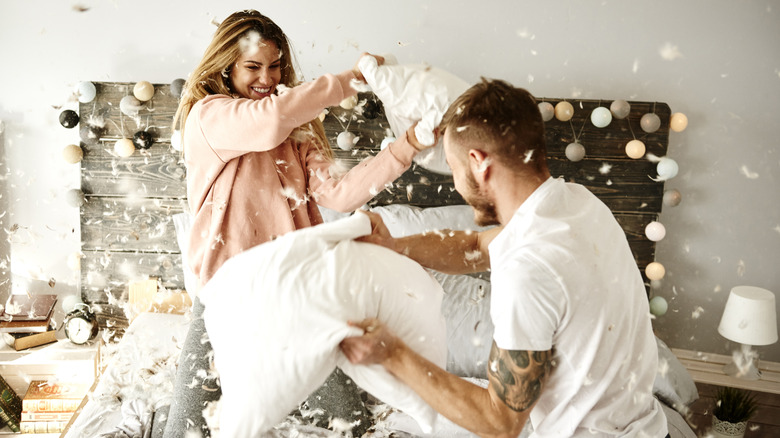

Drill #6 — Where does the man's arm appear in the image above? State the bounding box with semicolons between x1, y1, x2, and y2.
357;210;501;275
340;319;552;438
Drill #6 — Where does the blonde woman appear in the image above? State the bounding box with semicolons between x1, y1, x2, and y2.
165;10;431;437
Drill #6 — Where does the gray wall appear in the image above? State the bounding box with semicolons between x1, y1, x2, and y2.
0;0;778;360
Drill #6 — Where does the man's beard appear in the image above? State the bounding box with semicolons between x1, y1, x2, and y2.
462;171;500;227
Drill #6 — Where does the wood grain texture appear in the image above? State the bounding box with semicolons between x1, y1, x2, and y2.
80;84;670;329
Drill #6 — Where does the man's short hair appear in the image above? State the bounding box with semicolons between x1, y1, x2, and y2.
441;78;548;174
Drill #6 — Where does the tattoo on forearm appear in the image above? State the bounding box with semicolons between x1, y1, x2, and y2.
488;341;553;412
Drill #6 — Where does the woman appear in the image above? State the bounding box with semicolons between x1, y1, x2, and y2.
164;9;431;437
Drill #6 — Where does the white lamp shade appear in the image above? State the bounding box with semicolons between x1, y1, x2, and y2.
718;286;778;346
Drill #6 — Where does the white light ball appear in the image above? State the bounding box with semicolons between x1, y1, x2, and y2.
66;253;83;271
76;81;96;103
339;95;358;110
337;131;357;151
380;136;396;150
649;296;668;317
645;221;666;242
663;189;682;207
610;99;631;119
62;144;83;164
590;107;612;128
625;139;646;159
65;188;86;208
565;142;586;162
555;101;574;122
670;112;688;132
656;157;679;180
538;102;554;122
171;129;183;151
114;138;136;157
640;113;661;133
61;294;83;313
133;81;155;101
120;95;144;117
645;262;666;280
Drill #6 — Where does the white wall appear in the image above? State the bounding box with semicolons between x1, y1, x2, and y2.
1;0;778;360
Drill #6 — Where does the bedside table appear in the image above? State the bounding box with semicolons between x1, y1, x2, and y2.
673;348;780;437
0;338;99;436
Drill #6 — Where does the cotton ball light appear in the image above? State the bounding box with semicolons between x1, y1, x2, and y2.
625;139;646;159
538;102;554;122
663;189;682;207
171;129;183;151
76;81;96;103
114;138;136;157
380;136;395;150
645;262;666;281
649;296;668;317
62;144;83;164
670;112;688;132
656;157;679;180
337;131;357;151
120;95;144;117
133;81;155;101
554;101;574;122
61;294;82;313
640;113;661;133
170;78;186;98
339;95;358;110
133;130;154;150
59;110;79;129
565;142;585;162
65;188;86;208
610;99;631;119
645;221;666;242
590;107;612;128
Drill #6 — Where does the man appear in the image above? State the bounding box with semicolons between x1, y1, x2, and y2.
340;79;668;437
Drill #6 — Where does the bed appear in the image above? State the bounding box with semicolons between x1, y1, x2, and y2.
67;77;697;437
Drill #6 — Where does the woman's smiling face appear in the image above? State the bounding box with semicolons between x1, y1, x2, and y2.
229;39;282;100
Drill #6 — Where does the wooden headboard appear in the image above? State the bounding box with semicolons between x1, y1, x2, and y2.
78;82;668;330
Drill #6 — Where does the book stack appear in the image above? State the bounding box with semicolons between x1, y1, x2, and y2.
1;294;58;351
0;374;22;432
20;380;90;434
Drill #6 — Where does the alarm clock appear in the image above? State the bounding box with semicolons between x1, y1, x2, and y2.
63;304;99;345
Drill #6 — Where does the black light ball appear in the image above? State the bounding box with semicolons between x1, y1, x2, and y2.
132;130;154;150
363;99;380;119
171;78;186;98
59;110;80;129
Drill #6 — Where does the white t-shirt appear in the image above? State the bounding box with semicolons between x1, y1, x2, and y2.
489;177;667;437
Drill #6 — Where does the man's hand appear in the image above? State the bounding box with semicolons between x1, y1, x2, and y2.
406;123;440;151
340;318;401;366
355;210;397;252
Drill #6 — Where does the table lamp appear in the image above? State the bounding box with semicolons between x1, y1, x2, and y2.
717;286;778;380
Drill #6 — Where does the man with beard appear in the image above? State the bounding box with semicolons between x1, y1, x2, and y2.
340;79;669;437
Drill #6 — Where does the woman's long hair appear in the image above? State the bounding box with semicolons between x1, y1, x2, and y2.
173;9;331;159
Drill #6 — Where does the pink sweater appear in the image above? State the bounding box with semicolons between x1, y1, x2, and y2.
184;70;419;288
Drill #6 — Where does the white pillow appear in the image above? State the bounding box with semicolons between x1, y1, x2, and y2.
653;337;699;412
200;213;447;437
370;204;488;237
357;55;470;175
172;212;198;298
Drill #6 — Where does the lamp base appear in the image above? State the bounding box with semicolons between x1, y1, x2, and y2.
723;344;762;380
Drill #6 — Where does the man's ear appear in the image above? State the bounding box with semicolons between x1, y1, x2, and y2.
468;149;491;183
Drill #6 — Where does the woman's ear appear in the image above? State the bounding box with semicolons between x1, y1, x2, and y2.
468;149;491;183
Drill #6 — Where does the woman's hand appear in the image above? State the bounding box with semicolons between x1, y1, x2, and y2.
406;123;440;151
352;52;385;83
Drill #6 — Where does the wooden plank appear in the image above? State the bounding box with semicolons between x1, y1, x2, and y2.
81;139;186;198
80;197;187;253
80;251;185;305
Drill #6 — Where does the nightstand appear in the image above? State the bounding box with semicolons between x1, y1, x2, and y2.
0;338;99;437
673;348;780;437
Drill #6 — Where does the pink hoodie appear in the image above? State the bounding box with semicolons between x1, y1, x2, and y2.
184;70;419;288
